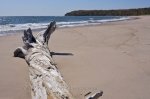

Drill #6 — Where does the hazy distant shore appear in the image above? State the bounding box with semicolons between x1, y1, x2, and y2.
65;7;150;16
0;16;150;99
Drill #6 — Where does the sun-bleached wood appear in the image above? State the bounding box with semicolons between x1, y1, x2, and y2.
14;21;74;99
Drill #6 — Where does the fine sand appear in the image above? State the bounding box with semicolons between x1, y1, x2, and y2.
0;16;150;99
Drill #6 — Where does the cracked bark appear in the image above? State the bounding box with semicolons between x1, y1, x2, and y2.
14;21;74;99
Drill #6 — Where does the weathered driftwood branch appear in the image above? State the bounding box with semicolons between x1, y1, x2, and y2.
14;21;74;99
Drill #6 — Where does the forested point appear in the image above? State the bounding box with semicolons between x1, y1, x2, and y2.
65;7;150;16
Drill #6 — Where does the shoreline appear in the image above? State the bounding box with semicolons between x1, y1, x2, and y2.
0;16;134;37
0;15;150;99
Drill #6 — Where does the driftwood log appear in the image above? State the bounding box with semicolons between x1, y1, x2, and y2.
14;21;74;99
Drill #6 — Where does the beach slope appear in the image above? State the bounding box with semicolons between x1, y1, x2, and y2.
0;16;150;99
50;16;150;99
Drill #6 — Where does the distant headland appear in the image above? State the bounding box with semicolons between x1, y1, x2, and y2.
65;7;150;16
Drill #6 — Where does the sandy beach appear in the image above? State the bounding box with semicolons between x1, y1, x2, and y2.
0;16;150;99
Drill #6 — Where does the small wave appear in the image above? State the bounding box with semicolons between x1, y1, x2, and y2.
57;17;130;28
0;17;130;36
57;21;88;25
0;23;48;32
89;18;94;20
9;24;16;27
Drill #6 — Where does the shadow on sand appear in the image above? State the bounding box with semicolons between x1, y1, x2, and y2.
50;51;73;57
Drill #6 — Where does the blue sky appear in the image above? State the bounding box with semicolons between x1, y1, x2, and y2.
0;0;150;16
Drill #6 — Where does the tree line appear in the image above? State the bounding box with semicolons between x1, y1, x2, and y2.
65;7;150;16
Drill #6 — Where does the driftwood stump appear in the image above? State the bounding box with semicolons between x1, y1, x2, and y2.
14;21;74;99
